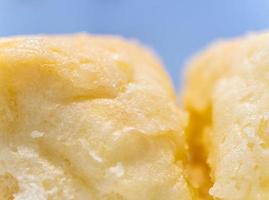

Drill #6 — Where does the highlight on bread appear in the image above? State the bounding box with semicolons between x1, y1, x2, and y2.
182;32;269;200
0;34;193;200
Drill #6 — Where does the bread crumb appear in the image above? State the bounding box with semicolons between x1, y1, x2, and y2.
0;172;19;200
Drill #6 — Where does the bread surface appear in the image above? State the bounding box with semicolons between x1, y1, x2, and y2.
0;34;192;200
183;32;269;200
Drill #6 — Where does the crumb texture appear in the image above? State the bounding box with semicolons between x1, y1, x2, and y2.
0;34;192;200
182;32;269;200
0;173;19;200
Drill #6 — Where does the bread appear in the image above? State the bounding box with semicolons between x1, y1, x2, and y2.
0;34;192;200
182;32;269;200
182;39;241;199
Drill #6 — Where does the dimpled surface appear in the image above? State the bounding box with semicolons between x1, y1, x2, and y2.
183;32;269;200
0;34;192;200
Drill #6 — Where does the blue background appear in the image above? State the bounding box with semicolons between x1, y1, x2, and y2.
1;0;269;86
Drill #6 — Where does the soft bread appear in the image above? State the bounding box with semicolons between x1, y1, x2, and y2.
183;32;269;200
0;34;192;200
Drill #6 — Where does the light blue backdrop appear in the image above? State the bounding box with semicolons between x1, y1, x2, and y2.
1;0;269;86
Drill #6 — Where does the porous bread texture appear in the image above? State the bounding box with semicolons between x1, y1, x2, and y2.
0;173;19;200
182;39;241;199
182;32;269;200
0;34;192;200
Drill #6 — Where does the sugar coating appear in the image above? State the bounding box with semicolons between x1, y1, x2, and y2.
0;34;192;200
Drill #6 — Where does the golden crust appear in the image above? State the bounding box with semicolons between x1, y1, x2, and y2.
0;34;192;200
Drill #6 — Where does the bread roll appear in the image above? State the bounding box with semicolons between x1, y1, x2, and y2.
0;34;192;200
183;32;269;200
182;38;241;200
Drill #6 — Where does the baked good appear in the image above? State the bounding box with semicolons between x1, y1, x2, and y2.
182;38;240;199
183;32;269;200
0;34;192;200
